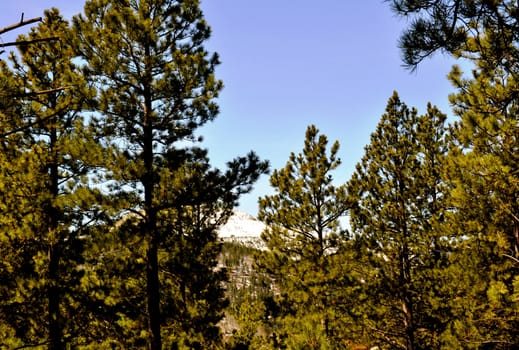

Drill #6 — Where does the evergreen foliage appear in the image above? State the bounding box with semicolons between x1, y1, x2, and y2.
2;1;518;348
347;92;452;349
256;125;353;349
72;1;268;348
81;152;266;349
441;63;519;349
390;1;519;347
388;0;519;70
0;9;105;349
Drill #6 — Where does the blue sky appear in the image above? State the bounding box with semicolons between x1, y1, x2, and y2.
1;1;461;216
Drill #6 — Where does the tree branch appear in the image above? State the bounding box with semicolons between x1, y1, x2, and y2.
0;15;41;35
0;37;60;49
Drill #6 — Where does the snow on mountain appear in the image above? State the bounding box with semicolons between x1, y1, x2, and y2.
217;210;267;248
217;210;266;238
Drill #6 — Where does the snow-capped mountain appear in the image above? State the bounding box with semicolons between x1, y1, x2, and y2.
217;210;266;248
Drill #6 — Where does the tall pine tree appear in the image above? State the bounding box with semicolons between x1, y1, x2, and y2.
347;92;452;349
440;64;519;348
0;9;105;349
72;1;268;348
390;1;519;346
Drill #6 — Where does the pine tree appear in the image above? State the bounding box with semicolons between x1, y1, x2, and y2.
256;125;353;349
388;0;519;71
79;150;267;349
72;1;268;348
440;64;519;348
0;9;105;349
0;57;38;349
390;1;519;346
347;92;452;349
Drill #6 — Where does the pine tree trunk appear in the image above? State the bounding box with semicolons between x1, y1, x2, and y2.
48;243;63;350
146;232;161;350
401;244;414;350
398;178;415;350
143;80;161;349
48;127;64;350
144;173;162;350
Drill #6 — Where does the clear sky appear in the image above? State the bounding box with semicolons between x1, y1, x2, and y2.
1;1;461;216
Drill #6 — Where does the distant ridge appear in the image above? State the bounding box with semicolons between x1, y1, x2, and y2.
217;210;267;249
217;210;266;238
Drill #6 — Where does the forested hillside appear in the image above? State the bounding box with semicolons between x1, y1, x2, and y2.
0;1;518;349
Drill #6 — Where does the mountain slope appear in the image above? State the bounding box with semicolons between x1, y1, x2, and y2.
217;210;266;248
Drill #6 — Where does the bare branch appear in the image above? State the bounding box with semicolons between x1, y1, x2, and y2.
0;15;41;35
0;85;72;98
503;253;519;264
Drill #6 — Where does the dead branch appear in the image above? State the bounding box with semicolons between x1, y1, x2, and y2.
18;86;71;96
0;85;72;98
0;15;41;35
